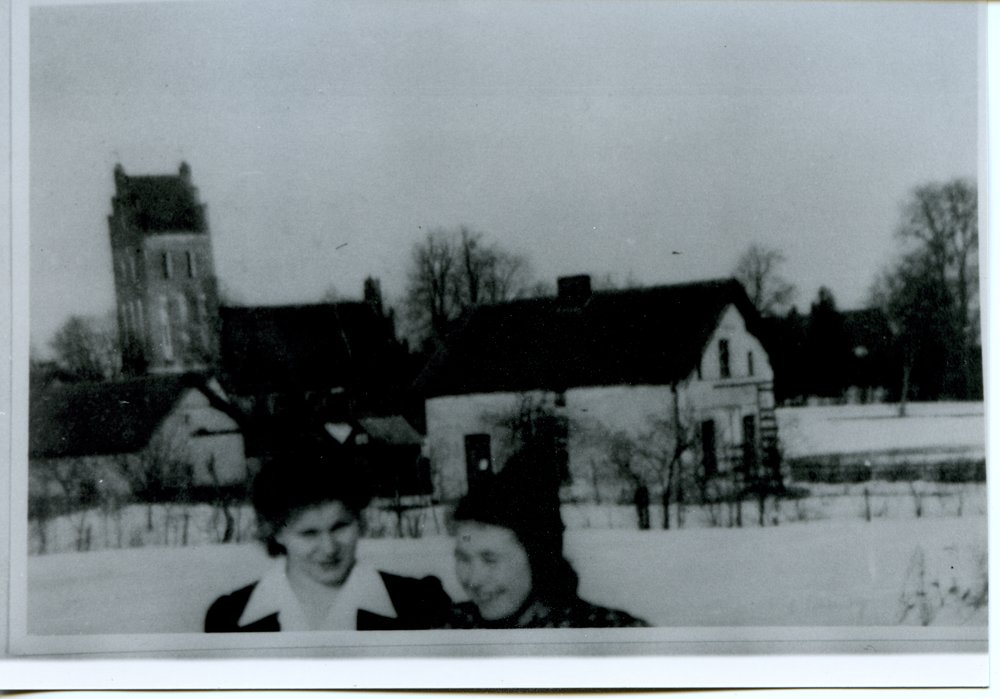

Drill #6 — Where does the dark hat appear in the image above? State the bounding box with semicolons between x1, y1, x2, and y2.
452;447;578;603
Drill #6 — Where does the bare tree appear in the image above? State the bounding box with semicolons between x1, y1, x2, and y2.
112;429;194;537
733;244;796;317
405;229;459;345
597;429;650;529
636;390;699;530
35;457;104;552
405;226;531;347
49;313;122;382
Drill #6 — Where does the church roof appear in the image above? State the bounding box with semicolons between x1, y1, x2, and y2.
113;163;207;233
416;277;762;398
219;302;404;397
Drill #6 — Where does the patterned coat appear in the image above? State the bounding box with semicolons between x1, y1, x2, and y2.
439;598;649;629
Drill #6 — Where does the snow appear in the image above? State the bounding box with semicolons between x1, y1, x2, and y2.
776;402;984;461
25;402;989;636
27;514;986;635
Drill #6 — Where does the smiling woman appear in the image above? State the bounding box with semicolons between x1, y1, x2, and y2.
441;449;649;629
204;454;451;632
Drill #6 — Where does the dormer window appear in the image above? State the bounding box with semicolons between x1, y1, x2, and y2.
718;339;730;379
747;351;755;377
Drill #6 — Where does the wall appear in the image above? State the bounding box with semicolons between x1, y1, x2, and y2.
165;387;247;486
425;391;531;501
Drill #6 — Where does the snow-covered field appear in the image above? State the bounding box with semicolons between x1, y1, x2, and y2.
26;514;986;635
776;401;985;462
24;402;989;636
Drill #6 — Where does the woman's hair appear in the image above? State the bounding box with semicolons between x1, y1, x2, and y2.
252;451;371;557
451;448;579;606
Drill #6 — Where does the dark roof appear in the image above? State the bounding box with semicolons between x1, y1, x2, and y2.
358;416;423;446
114;166;207;233
29;375;198;459
219;302;402;396
416;278;761;397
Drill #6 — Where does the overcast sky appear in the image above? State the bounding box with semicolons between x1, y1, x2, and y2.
29;0;979;351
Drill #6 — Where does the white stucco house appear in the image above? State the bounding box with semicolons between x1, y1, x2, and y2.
415;276;778;503
29;374;248;502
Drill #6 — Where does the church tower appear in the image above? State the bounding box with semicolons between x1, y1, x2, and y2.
108;162;220;375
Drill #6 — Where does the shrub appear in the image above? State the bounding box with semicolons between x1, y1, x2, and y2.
789;460;871;484
877;462;923;483
933;460;986;483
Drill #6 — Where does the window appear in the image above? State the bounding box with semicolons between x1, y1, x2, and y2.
159;295;173;360
742;415;757;475
119;304;130;339
175;294;188;324
196;294;208;322
186;251;197;277
747;351;755;377
718;339;730;378
162;251;173;279
701;420;717;478
464;434;493;492
196;294;211;349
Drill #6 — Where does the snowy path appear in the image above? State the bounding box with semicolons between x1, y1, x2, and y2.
27;515;986;634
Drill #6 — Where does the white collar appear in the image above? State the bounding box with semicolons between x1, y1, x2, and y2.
239;560;398;631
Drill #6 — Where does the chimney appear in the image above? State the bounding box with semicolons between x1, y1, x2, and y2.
364;276;384;315
113;163;127;192
557;274;592;305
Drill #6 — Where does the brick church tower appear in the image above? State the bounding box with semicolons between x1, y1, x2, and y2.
108;162;220;375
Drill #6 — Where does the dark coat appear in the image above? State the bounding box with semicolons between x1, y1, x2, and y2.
204;571;451;632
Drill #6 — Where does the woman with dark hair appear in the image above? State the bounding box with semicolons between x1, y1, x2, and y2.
205;453;450;632
441;449;648;629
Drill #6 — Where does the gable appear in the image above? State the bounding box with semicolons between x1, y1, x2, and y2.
697;304;774;383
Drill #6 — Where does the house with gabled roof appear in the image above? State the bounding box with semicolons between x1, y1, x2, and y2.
29;374;247;503
415;275;779;502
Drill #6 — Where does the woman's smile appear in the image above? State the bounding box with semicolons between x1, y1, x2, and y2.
454;522;533;621
276;501;361;588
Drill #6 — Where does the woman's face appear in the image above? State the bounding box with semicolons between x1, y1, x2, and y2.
454;521;533;621
275;500;360;587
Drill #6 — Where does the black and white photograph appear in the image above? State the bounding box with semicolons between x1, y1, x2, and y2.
3;0;991;688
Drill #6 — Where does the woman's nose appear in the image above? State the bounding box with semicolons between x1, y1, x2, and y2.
464;561;488;590
318;532;339;554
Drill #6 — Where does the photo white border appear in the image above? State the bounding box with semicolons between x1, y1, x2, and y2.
2;0;993;689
